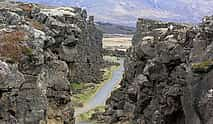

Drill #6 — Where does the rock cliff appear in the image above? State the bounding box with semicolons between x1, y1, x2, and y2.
0;1;103;124
104;17;213;124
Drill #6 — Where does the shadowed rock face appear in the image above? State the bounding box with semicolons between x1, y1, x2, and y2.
104;17;213;124
189;16;213;124
0;2;103;124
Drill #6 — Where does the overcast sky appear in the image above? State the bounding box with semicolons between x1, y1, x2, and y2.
18;0;213;26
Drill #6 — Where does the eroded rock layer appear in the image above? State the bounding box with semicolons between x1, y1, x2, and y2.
104;17;213;124
0;2;103;124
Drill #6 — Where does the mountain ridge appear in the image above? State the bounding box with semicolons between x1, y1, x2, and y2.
96;22;136;34
18;0;213;26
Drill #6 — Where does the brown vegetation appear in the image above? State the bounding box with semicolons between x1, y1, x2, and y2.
26;18;45;30
0;30;31;62
18;4;33;12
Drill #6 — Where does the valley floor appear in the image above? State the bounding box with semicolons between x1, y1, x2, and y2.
74;56;125;124
103;34;132;51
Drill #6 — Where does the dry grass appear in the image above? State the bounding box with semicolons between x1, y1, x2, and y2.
192;60;213;72
0;30;31;62
78;106;105;122
18;4;33;12
26;18;45;30
103;34;132;51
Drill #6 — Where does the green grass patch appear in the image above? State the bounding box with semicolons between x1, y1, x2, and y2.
78;106;105;122
72;83;98;107
71;65;119;108
70;82;85;90
102;65;118;80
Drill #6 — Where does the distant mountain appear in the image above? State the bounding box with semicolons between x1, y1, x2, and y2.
18;0;213;26
96;22;136;34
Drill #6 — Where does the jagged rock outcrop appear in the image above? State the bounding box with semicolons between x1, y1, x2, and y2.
186;16;213;124
104;17;213;124
132;18;187;46
0;1;103;124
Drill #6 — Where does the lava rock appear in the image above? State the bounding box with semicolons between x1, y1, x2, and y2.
104;16;213;124
0;1;103;124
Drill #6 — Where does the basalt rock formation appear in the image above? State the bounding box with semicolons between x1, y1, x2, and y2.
187;16;213;124
104;17;213;124
0;2;103;124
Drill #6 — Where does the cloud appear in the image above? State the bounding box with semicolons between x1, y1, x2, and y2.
111;1;180;19
135;8;180;19
113;4;129;16
17;0;213;26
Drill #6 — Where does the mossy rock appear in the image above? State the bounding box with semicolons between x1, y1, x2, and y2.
192;60;213;73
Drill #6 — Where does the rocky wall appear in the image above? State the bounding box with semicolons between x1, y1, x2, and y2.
104;17;213;124
0;2;103;124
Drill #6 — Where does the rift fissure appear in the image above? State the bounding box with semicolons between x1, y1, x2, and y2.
0;1;213;124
